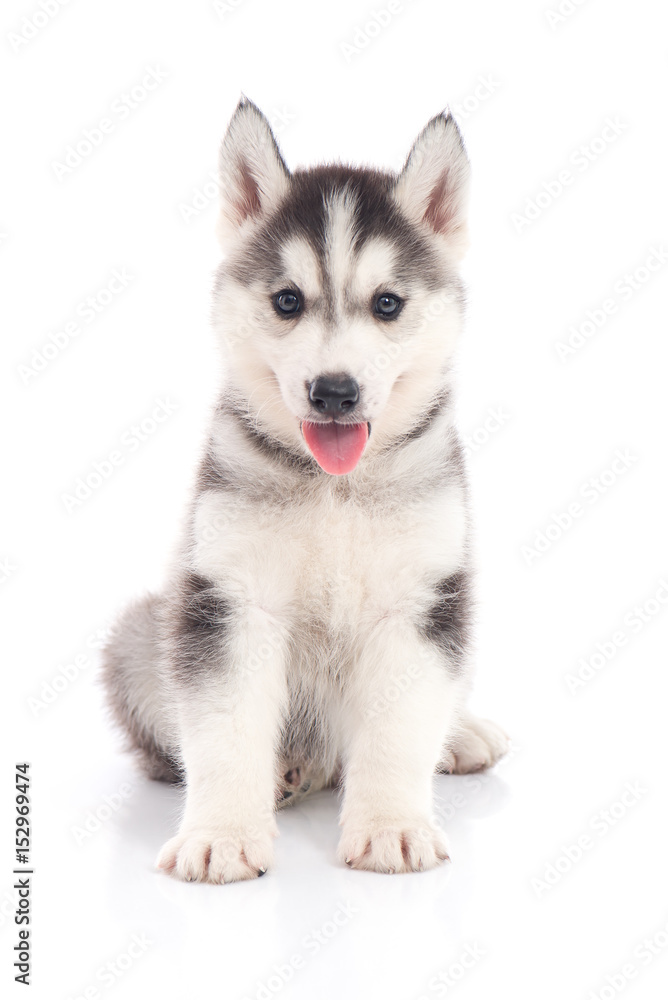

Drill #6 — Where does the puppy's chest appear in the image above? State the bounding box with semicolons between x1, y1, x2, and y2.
193;486;466;624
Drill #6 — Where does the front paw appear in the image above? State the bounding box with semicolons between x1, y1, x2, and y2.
156;826;274;884
338;818;450;874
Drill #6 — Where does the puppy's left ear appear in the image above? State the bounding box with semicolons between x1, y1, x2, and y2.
393;112;471;259
217;97;290;248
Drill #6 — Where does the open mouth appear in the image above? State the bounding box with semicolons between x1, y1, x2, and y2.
301;420;370;475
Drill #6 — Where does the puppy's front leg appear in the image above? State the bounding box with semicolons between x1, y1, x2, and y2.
157;587;288;883
339;621;461;873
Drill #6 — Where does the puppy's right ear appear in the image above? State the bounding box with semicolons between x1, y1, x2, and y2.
217;97;290;248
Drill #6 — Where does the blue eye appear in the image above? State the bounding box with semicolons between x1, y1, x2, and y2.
274;290;301;316
374;294;402;319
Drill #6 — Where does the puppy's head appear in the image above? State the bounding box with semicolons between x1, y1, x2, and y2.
213;97;470;475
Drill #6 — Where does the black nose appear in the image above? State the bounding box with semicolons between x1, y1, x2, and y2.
309;374;360;416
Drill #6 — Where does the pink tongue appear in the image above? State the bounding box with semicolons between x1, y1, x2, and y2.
302;421;369;475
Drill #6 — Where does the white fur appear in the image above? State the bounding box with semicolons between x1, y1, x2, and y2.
143;102;509;882
216;98;290;249
157;610;288;882
393;112;471;260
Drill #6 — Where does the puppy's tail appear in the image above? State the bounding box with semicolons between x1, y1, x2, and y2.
101;593;182;783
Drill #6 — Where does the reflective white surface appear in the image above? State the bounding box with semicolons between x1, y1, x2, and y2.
10;663;667;999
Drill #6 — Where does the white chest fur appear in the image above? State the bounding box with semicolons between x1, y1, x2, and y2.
192;475;468;637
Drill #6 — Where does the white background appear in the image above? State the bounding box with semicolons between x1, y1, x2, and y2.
3;1;668;998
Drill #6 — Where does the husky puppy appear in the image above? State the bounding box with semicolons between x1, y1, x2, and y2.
102;98;508;882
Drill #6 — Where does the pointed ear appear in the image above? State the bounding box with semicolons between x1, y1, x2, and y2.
393;113;471;259
217;97;290;247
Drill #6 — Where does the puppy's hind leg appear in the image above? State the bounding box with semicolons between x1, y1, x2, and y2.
101;594;182;783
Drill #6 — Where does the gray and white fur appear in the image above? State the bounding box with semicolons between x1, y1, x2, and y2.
102;98;508;882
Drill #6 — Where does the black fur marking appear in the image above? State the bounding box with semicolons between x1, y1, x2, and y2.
421;571;472;672
222;401;321;476
227;166;447;294
280;686;331;766
170;572;232;681
144;745;185;784
195;446;238;492
385;391;451;452
445;433;467;483
101;593;185;783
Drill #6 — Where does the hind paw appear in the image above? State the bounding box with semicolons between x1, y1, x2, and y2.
275;762;331;807
439;714;510;774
